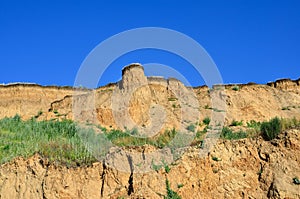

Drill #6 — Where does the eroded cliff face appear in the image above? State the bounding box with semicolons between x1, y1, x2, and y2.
0;64;299;128
0;64;300;198
0;129;299;199
0;84;74;120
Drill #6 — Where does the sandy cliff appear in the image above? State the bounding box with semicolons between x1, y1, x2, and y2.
0;64;299;127
0;129;299;198
0;64;299;199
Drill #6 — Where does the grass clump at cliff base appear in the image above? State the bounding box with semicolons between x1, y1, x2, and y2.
0;115;96;166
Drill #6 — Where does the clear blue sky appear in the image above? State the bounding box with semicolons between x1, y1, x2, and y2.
0;0;299;87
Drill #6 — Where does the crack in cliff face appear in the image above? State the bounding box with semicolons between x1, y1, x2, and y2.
267;181;280;198
258;162;264;182
48;95;72;112
126;154;134;196
100;161;107;197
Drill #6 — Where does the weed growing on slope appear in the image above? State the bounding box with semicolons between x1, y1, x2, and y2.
232;85;240;91
103;128;178;148
293;177;300;185
202;117;211;125
230;120;243;126
281;117;300;130
186;124;196;132
164;179;181;199
260;117;281;141
220;127;248;140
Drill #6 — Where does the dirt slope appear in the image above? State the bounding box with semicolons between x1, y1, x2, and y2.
0;129;299;199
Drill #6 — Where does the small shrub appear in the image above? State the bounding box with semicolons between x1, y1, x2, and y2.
196;130;206;139
246;120;261;137
293;177;300;185
260;117;281;141
187;124;196;132
164;164;171;173
232;86;239;91
236;131;247;139
203;117;211;125
230;120;243;126
281;117;300;130
212;156;220;161
246;120;261;128
221;127;231;137
220;127;247;140
177;183;184;188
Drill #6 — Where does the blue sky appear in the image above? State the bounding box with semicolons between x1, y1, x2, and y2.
0;0;299;87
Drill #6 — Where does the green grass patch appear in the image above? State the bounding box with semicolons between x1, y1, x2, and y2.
163;160;171;173
246;120;261;128
0;116;181;166
220;127;248;140
164;179;181;199
0;115;95;166
103;128;178;148
151;159;163;171
232;85;240;91
281;117;300;130
186;124;196;132
230;120;243;126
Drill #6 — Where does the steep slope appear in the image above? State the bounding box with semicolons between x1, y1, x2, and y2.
0;129;299;199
